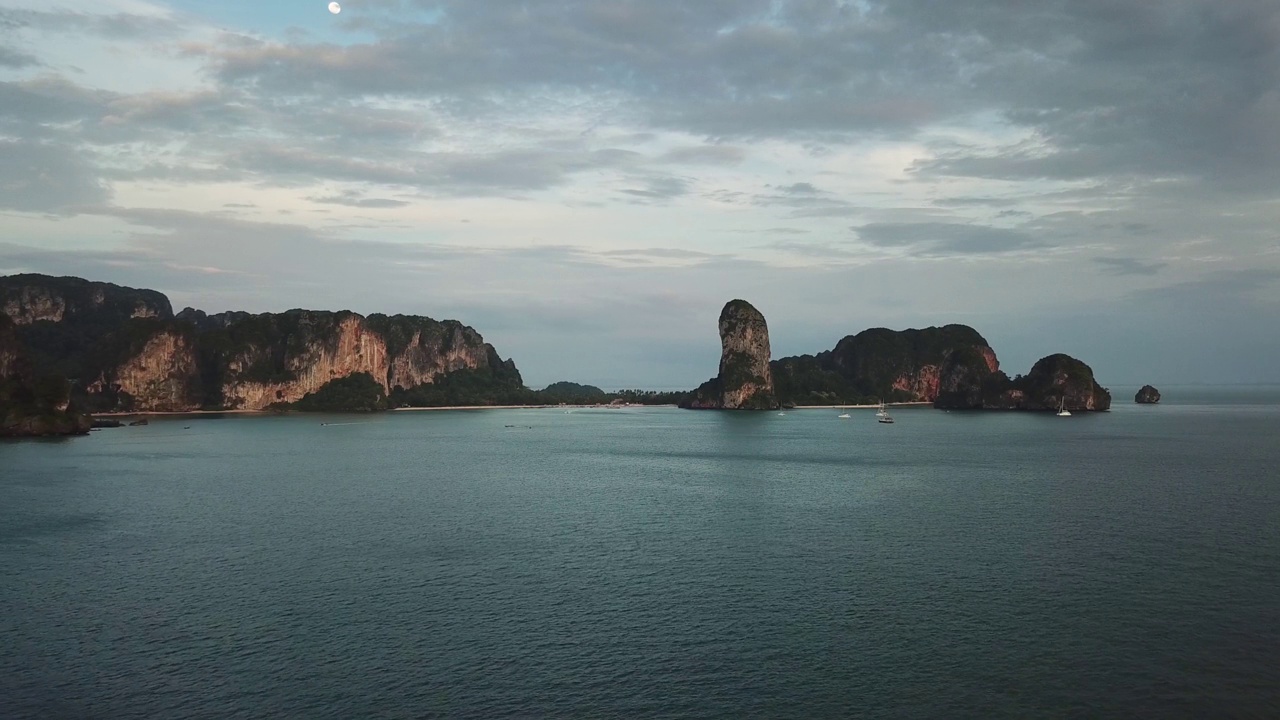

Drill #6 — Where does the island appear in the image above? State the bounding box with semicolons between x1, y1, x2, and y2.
1;275;1115;430
682;298;1111;412
681;300;780;410
1135;385;1161;404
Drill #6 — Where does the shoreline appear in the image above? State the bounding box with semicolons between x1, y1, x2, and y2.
390;404;677;412
91;402;933;417
792;402;934;409
92;409;263;417
93;404;677;417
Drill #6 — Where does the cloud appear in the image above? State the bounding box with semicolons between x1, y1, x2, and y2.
852;222;1048;256
777;182;819;195
0;45;38;68
0;140;109;212
1093;257;1166;276
309;191;410;209
0;8;181;40
658;145;746;165
2;0;1280;386
620;176;689;200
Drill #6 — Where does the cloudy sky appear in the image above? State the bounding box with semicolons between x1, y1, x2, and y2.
3;0;1279;389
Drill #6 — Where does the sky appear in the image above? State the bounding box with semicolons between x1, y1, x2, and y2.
2;0;1279;389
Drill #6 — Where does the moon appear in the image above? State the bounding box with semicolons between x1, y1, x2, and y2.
328;2;341;13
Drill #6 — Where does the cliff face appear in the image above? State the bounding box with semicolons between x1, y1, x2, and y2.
682;300;779;410
0;314;21;379
367;314;498;391
1;274;519;413
972;354;1112;411
771;324;999;406
1135;385;1161;404
0;314;91;436
86;328;202;412
205;311;510;411
214;312;391;410
0;274;171;325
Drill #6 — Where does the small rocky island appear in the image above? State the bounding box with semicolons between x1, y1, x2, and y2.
681;300;780;410
1135;385;1161;404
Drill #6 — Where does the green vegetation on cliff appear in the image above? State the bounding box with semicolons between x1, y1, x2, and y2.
0;314;91;436
771;324;996;406
283;373;389;412
540;381;608;402
391;363;535;407
966;354;1112;411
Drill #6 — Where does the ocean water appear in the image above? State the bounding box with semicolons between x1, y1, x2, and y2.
2;388;1278;718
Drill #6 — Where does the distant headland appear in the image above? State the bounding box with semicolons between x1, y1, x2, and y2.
2;275;1111;436
679;298;1111;413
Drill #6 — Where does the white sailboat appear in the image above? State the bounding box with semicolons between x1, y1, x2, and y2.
1056;396;1072;417
838;409;850;418
877;400;894;424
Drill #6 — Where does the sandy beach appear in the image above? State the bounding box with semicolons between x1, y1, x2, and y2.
91;409;264;417
92;402;926;417
792;402;934;409
390;404;674;412
92;404;673;417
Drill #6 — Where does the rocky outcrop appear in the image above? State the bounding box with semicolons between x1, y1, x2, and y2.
86;329;201;412
1135;385;1161;404
681;300;779;410
1;274;521;413
0;314;21;380
215;312;391;409
972;354;1112;411
367;314;497;391
1;274;171;325
0;314;91;437
771;324;1000;406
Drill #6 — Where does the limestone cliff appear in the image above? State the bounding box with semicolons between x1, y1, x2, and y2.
202;311;511;411
86;327;201;412
0;314;21;379
1135;385;1161;404
1;274;521;413
771;324;1000;406
681;299;779;410
974;354;1112;412
366;314;498;392
211;311;391;409
0;274;171;325
0;314;91;436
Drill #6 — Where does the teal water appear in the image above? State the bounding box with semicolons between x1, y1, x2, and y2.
2;389;1279;718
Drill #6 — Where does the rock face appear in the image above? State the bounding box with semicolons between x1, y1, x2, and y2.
771;324;1000;406
970;354;1112;412
367;314;499;392
86;328;202;412
1;274;521;412
1135;385;1161;404
681;300;779;410
0;274;171;325
0;314;91;437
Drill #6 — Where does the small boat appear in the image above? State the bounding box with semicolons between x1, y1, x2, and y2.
777;411;786;416
838;412;850;419
1056;397;1072;417
877;404;894;424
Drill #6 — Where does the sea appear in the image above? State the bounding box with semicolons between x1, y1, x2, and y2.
2;386;1278;719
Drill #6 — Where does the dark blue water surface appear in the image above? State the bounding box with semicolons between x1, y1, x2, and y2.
3;388;1279;718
